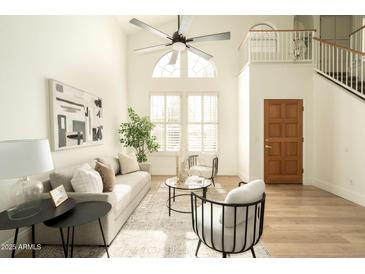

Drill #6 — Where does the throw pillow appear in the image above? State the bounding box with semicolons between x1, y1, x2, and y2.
95;161;116;192
70;164;103;193
118;152;140;174
95;156;120;175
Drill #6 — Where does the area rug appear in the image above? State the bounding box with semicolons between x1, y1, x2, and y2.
39;180;271;258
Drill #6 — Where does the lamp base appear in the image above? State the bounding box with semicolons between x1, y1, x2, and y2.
7;201;41;220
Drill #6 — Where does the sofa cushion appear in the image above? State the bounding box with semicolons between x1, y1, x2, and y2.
113;171;150;214
95;161;116;192
96;156;120;175
50;166;79;192
220;179;265;228
71;164;103;193
118;152;140;174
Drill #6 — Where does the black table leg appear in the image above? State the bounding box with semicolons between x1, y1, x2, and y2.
66;227;70;256
168;186;171;216
59;228;68;257
11;228;19;258
98;218;110;258
71;226;75;258
31;225;35;258
203;187;207;199
173;188;176;202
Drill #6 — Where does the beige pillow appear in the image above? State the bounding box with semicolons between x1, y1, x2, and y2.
95;156;120;175
95;161;116;192
118;152;140;174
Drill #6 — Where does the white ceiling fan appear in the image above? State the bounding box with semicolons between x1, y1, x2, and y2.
129;15;231;65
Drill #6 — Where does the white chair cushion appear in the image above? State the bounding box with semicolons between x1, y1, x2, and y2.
195;204;261;253
188;166;212;178
71;164;103;193
220;179;265;228
118;152;140;174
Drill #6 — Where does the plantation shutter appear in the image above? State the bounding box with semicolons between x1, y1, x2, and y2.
188;95;218;152
166;96;180;151
150;95;181;152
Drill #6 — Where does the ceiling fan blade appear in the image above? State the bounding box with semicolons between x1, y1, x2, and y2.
187;45;213;61
187;32;231;43
134;44;172;54
168;51;179;65
178;15;193;35
129;18;172;40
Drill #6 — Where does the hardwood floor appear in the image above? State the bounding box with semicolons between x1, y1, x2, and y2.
153;175;365;258
18;175;365;258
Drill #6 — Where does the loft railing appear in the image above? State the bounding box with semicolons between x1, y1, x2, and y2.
239;29;316;67
313;37;365;99
350;25;365;52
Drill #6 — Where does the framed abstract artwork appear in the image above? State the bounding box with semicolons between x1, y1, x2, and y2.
49;79;103;151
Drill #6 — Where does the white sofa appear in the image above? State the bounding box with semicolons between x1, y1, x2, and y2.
35;156;151;246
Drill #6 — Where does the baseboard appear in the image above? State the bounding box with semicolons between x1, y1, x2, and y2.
0;227;31;258
312;178;365;207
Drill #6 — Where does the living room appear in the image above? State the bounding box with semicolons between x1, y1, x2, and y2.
1;0;365;273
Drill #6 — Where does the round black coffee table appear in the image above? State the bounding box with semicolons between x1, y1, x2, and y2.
165;176;212;216
44;201;112;258
0;198;75;258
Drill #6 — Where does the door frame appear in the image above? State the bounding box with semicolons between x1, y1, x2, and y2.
263;99;303;184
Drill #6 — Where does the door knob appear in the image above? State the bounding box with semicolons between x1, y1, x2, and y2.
265;145;272;149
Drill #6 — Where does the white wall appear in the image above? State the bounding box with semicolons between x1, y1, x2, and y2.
0;16;128;253
238;63;314;184
312;74;365;206
237;66;250;181
127;15;294;175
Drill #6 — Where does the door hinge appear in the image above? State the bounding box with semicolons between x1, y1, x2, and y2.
302;137;304;142
302;106;304;111
302;168;304;174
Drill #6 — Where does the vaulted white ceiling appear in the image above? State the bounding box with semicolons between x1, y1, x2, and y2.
115;15;176;34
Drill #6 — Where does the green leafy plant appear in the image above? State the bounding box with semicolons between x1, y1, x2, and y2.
119;107;160;163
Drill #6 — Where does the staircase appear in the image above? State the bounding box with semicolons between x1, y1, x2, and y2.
313;37;365;100
326;72;365;93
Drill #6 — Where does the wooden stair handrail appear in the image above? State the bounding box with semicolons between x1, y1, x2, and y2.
249;29;316;33
349;25;365;37
313;37;365;56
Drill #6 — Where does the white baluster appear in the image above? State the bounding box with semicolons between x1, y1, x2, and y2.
346;51;349;86
336;47;339;80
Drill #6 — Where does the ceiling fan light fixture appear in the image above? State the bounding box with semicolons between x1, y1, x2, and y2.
172;41;186;51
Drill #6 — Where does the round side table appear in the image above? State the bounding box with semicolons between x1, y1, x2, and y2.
44;201;112;258
165;176;212;216
0;198;75;258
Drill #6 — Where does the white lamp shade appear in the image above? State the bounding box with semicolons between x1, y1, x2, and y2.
0;139;54;179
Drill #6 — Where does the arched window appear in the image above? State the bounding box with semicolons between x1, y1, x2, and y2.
152;50;216;78
152;51;180;78
187;51;216;78
250;23;277;53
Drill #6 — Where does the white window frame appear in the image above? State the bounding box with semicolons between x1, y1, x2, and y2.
149;92;219;155
149;92;182;155
186;92;219;154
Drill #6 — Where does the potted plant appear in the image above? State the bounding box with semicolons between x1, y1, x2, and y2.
119;107;160;163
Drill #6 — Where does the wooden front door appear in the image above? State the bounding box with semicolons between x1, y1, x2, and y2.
264;99;303;184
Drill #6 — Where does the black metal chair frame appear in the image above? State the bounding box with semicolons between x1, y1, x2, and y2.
190;181;266;258
188;155;219;186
